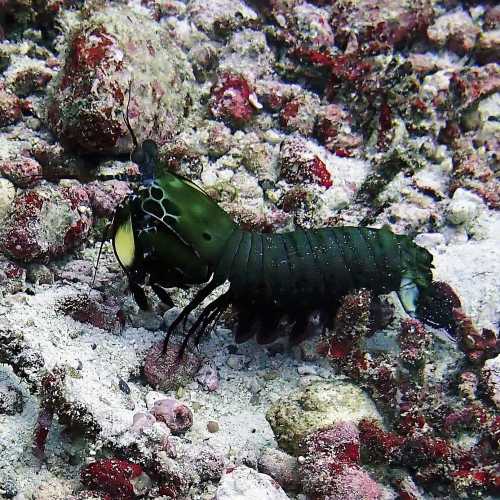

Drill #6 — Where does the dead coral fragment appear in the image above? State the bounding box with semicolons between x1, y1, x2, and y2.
427;10;479;55
279;94;319;136
279;135;332;188
325;289;373;361
151;398;193;434
143;341;202;391
266;380;381;456
0;157;42;188
299;422;382;500
313;104;362;157
398;318;432;370
47;5;194;154
57;290;125;333
453;308;499;364
209;73;256;127
0;81;21;127
0;183;92;262
39;367;100;438
81;458;149;500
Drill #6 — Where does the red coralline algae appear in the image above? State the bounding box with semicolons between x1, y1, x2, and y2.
255;81;289;112
453;308;499;364
325;289;373;361
151;398;193;434
289;2;334;48
9;65;53;97
278;94;319;136
359;418;452;469
321;292;400;415
279;100;300;128
308;157;332;188
47;6;193;154
449;64;500;112
0;260;23;280
0;183;92;262
143;341;202;391
279;135;332;188
57;291;125;333
359;417;500;496
30;140;91;182
398;318;432;369
209;73;256;127
81;459;144;500
299;422;382;500
32;369;66;459
330;0;433;52
358;419;404;464
0;189;44;261
63;29;116;83
85;180;131;218
0;259;26;294
0;157;42;188
427;11;479;56
441;404;490;437
377;101;393;151
33;407;54;460
451;467;500;495
404;434;451;466
0;81;22;127
313;104;361;157
291;48;371;99
48;27;124;153
318;285;498;496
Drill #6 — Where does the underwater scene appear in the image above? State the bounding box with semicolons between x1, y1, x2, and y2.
0;0;499;499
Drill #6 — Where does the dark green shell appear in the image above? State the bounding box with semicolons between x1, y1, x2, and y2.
112;140;435;354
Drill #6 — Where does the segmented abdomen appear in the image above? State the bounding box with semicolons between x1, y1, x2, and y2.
217;226;432;309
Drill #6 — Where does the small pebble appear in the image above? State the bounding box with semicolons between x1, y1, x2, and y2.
118;378;131;394
131;412;156;433
207;420;220;433
151;398;193;434
246;377;262;394
297;364;318;376
196;364;220;392
227;354;250;370
414;232;446;249
447;188;484;225
298;375;323;386
316;367;332;379
262;370;279;381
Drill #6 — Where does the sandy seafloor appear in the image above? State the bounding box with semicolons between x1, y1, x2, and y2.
0;0;499;499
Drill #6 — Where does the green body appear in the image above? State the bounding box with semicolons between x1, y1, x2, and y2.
214;226;432;312
111;140;434;351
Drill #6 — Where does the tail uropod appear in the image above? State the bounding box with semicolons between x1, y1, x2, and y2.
111;139;436;355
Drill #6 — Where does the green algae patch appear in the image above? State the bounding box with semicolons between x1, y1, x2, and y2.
266;380;382;456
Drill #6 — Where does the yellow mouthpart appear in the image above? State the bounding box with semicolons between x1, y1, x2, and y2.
114;215;135;268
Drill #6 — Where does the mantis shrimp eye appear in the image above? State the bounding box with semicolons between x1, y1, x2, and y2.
113;215;136;269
